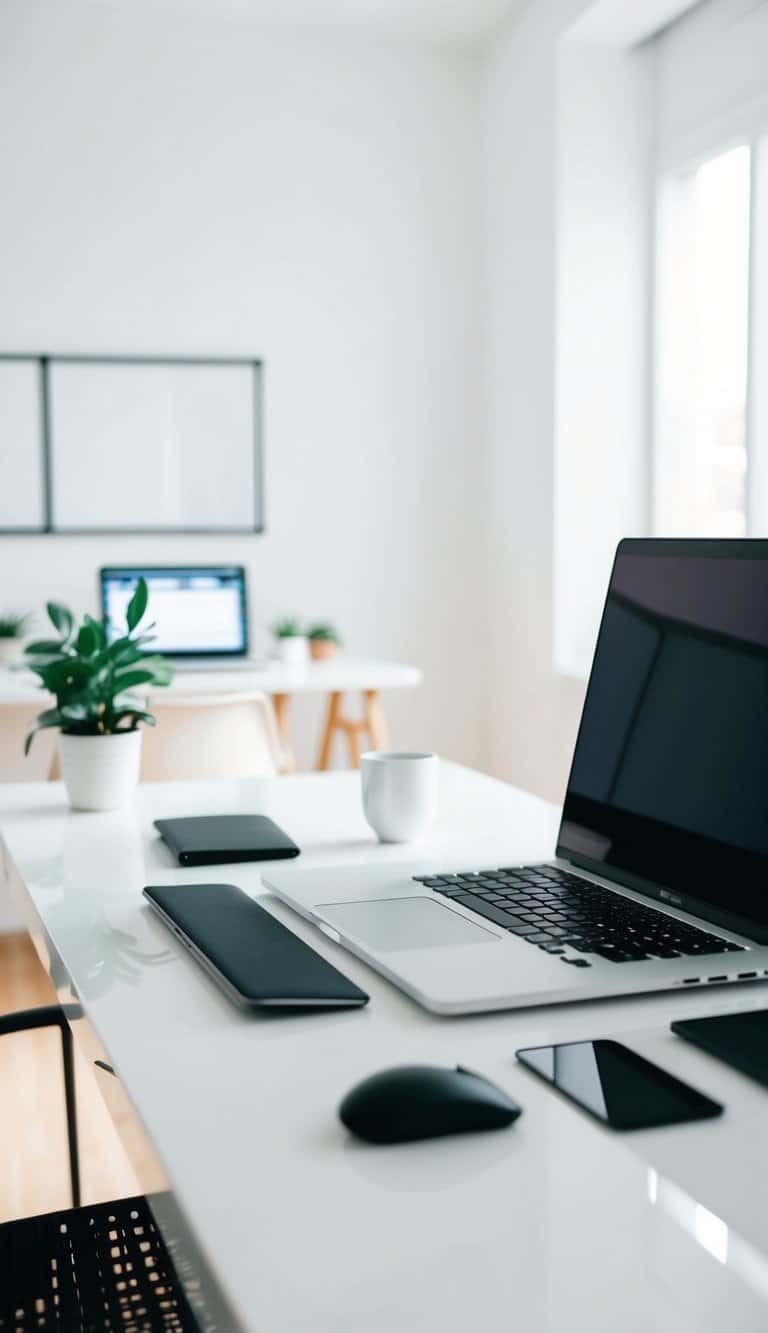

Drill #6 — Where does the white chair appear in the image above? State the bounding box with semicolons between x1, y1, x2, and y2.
0;703;57;782
139;690;283;782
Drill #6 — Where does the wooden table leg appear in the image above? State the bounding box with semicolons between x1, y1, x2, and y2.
363;690;389;752
345;723;363;768
271;693;296;774
317;692;343;771
316;690;390;770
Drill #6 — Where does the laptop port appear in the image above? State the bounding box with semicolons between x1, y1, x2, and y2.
738;971;758;979
707;975;727;982
682;978;699;984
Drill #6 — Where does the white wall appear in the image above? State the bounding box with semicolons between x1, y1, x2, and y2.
0;0;483;771
482;0;590;804
655;0;768;166
481;0;687;801
554;34;653;679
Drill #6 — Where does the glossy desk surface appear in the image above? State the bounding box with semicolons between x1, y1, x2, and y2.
2;763;768;1332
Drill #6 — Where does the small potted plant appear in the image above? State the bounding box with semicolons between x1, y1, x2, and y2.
307;622;341;661
0;611;32;666
272;617;309;668
24;579;173;811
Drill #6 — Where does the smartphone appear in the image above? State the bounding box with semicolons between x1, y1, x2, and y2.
516;1038;723;1130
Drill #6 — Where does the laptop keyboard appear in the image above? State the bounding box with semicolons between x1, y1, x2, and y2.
413;865;746;965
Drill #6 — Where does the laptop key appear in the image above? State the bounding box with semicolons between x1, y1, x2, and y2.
593;945;649;962
425;865;740;965
453;895;520;929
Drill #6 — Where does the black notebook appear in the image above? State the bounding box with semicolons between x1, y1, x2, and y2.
154;815;300;866
672;1009;768;1089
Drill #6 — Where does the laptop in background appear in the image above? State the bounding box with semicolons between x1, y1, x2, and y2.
100;565;262;670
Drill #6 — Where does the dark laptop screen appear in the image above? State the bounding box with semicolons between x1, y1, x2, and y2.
558;540;768;941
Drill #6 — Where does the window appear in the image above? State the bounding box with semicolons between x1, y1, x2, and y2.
651;0;768;542
553;0;768;680
654;145;752;537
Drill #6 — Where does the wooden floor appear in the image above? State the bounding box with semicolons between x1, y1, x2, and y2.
0;932;142;1223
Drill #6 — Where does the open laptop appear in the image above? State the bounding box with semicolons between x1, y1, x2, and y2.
100;565;262;670
266;539;768;1014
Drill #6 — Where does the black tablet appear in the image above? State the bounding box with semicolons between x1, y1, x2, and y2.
144;882;369;1010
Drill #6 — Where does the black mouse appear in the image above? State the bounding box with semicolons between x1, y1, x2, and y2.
338;1064;522;1144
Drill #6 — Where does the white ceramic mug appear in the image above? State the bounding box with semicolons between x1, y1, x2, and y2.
361;752;438;844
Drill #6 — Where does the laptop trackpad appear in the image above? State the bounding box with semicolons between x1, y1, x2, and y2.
317;897;499;951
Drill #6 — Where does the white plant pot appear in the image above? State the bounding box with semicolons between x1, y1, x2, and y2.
59;731;142;812
274;635;309;667
0;639;23;666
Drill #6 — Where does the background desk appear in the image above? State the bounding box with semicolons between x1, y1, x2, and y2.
0;657;422;778
2;763;768;1331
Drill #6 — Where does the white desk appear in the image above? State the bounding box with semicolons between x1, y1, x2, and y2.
3;763;768;1331
0;657;422;774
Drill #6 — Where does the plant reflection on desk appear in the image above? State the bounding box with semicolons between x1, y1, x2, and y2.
85;920;172;998
43;895;173;1000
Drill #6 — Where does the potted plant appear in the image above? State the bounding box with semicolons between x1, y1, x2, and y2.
24;579;173;811
0;611;32;666
307;622;341;661
272;617;309;667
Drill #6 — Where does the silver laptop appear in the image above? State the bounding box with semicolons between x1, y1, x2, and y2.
100;565;263;671
266;539;768;1014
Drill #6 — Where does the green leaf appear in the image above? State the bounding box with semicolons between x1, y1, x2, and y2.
61;719;101;737
126;578;148;633
24;707;63;755
138;655;173;685
83;615;107;650
76;624;98;657
26;657;68;678
47;602;73;640
111;708;156;732
59;702;90;723
43;658;96;693
112;669;157;692
25;639;66;655
105;636;144;666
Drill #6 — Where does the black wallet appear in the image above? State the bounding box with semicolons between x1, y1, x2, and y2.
154;814;300;866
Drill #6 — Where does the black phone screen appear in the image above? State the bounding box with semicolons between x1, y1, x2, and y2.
516;1039;723;1129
